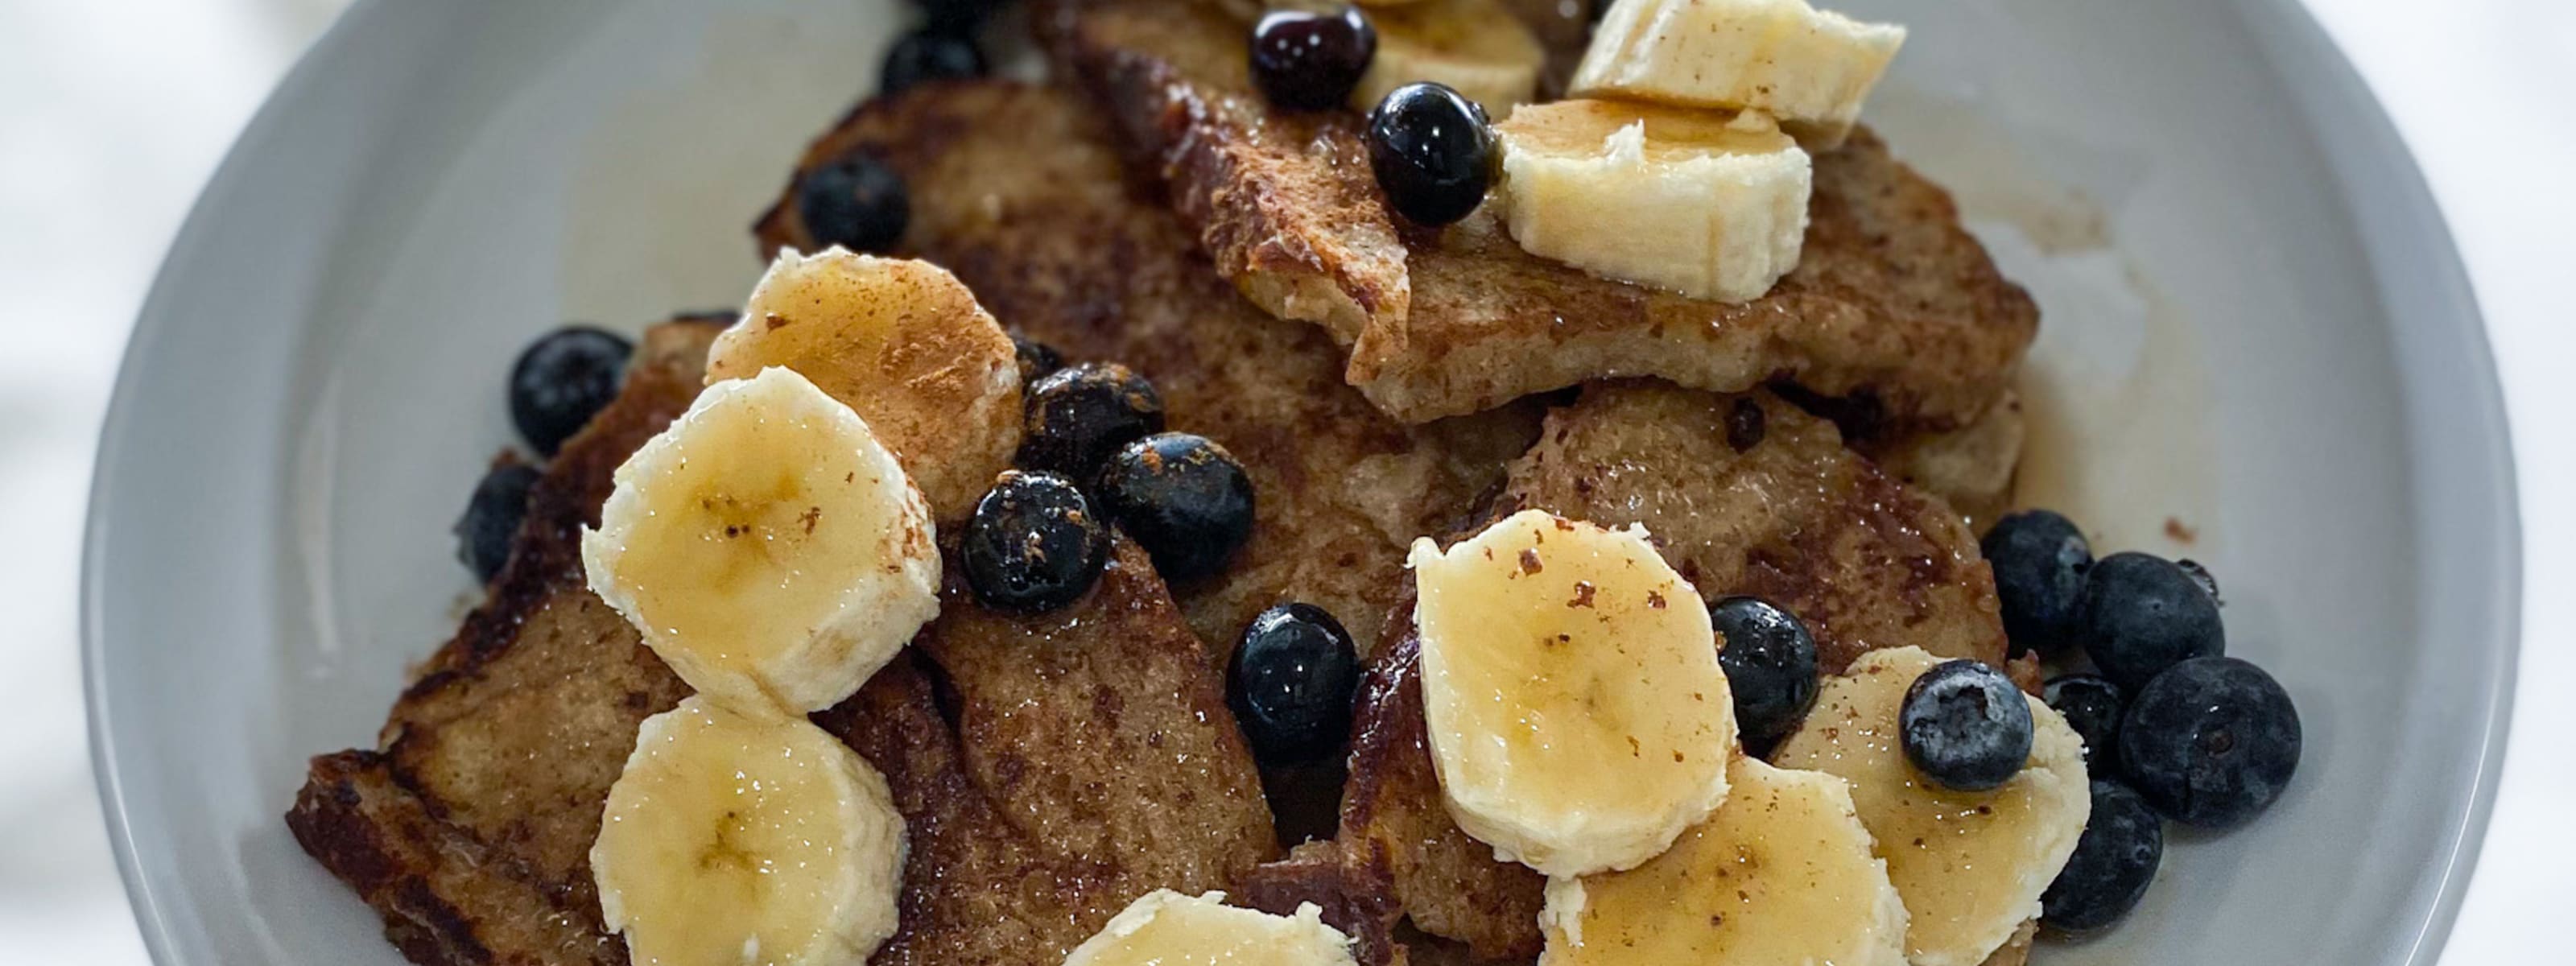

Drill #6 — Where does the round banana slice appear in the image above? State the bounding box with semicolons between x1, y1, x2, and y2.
1409;509;1736;877
1064;890;1360;966
582;365;939;713
1494;99;1811;303
1538;756;1908;966
1349;0;1546;117
592;697;906;966
710;248;1022;522
1771;646;2091;966
1571;0;1905;148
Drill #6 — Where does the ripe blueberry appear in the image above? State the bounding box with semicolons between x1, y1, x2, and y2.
1228;603;1362;765
1981;509;2091;657
2079;551;2226;693
1899;659;2033;792
1366;82;1495;226
961;470;1112;613
2119;656;2301;828
798;155;910;254
509;326;631;456
1711;596;1818;747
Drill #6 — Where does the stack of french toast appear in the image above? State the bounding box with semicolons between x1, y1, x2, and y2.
287;0;2054;963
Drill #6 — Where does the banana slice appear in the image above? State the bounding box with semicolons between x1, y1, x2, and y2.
1494;99;1811;303
582;365;940;713
1409;509;1735;877
709;248;1022;522
1538;756;1908;966
592;697;906;966
1350;0;1546;116
1571;0;1905;148
1063;890;1360;965
1770;646;2090;966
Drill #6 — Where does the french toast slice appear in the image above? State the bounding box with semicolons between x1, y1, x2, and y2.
1282;384;2017;963
753;80;1541;654
1039;0;2038;428
290;316;1276;965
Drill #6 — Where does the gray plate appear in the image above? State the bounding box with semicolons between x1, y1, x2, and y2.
85;0;2516;963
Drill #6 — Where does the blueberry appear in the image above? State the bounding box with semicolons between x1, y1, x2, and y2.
2177;558;2223;606
1981;510;2091;657
798;155;910;254
1228;603;1362;765
2079;552;2226;692
1899;659;2034;792
2041;779;2163;935
2042;674;2125;775
1011;333;1065;387
961;470;1112;613
1365;82;1496;226
880;28;986;97
509;326;632;456
1711;597;1818;746
452;461;539;583
1249;6;1377;111
2119;656;2301;828
1098;432;1256;582
1018;362;1166;480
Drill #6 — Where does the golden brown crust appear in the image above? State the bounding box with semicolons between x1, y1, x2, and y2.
1041;0;2038;427
1860;389;2026;533
1036;0;1412;354
815;539;1278;964
1505;383;2008;673
755;81;1539;653
917;539;1278;892
1233;840;1407;966
287;752;625;966
1341;622;1547;961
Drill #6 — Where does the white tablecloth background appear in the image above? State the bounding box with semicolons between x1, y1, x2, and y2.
0;0;2563;962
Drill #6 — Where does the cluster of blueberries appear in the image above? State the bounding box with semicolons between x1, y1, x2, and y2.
958;347;1254;611
1988;510;2302;934
1249;7;1499;228
1711;510;2301;936
976;338;1364;769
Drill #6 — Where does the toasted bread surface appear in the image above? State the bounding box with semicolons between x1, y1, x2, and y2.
1042;0;2037;427
755;81;1539;653
914;539;1278;894
1036;0;1412;354
291;315;1274;965
1864;387;2027;530
1506;382;2009;672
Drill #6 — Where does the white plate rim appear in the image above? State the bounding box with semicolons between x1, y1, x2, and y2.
79;0;2521;963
